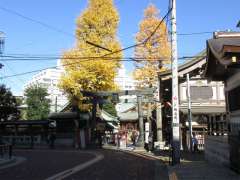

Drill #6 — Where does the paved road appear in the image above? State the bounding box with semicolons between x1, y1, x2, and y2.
0;149;168;180
0;149;95;180
65;149;168;180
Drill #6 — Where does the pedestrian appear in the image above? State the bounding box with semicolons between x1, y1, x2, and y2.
106;132;110;144
97;131;102;148
117;133;121;149
192;133;198;153
131;131;136;146
48;132;56;149
148;133;153;152
135;130;139;145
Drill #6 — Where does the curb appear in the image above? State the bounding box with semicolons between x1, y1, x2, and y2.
0;157;16;166
0;156;26;170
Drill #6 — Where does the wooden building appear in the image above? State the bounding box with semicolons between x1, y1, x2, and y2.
158;50;227;150
204;31;240;172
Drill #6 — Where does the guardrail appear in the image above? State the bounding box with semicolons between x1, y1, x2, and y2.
0;144;12;159
2;135;41;145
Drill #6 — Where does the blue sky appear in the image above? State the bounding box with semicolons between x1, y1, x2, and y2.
0;0;239;95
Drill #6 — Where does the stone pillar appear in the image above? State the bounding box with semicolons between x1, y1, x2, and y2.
220;114;224;136
211;116;214;135
156;76;164;149
216;115;219;136
91;97;97;142
147;102;152;134
207;115;211;135
137;95;144;147
156;102;163;142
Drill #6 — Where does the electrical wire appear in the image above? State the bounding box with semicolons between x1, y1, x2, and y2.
0;55;206;79
0;55;205;61
1;7;174;79
178;31;213;36
0;56;168;61
0;5;97;52
0;6;74;38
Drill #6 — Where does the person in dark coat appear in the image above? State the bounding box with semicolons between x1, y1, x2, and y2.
48;132;56;149
192;133;198;153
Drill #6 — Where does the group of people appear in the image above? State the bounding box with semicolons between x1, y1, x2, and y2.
113;130;140;149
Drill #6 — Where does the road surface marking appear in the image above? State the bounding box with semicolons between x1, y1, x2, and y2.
45;152;104;180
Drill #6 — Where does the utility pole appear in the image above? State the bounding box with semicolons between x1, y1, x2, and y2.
186;74;192;152
171;0;180;165
137;95;144;147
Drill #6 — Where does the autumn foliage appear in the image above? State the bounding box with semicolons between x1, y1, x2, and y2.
59;0;122;100
133;4;171;88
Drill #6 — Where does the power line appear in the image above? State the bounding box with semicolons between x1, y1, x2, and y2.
0;55;205;61
88;7;173;58
4;61;26;83
0;55;206;79
0;56;167;61
178;31;213;36
0;5;94;52
1;7;174;79
143;7;172;44
2;62;25;89
0;5;74;38
2;7;173;62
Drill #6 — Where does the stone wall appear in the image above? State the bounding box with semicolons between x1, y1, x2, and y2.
205;135;230;167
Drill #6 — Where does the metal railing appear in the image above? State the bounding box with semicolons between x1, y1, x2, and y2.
0;144;12;159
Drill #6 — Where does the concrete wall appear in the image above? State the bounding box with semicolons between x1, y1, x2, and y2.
205;136;230;167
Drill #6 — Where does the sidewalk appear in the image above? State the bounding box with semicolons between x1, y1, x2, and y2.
168;160;240;180
104;144;240;180
144;150;240;180
0;156;27;170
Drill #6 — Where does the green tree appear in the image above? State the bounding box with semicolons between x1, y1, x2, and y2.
133;4;170;88
15;96;27;120
24;85;51;120
59;0;122;102
0;84;20;121
102;103;117;117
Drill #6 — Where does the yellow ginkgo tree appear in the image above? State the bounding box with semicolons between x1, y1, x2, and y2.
133;4;171;88
59;0;122;101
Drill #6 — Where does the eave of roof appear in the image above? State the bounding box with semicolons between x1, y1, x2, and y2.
158;50;206;80
204;36;240;81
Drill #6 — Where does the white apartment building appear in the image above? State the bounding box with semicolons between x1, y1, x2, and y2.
114;64;138;104
114;64;137;91
24;62;137;112
24;60;68;112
